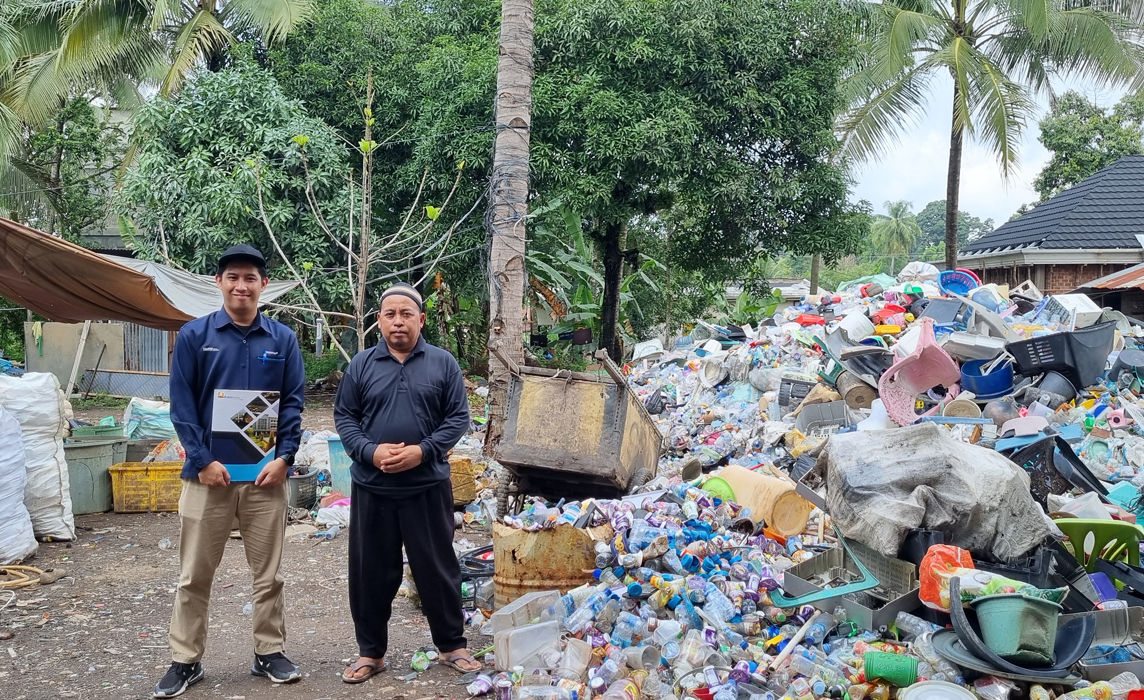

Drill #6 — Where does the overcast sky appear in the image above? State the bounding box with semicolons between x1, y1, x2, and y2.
851;74;1129;227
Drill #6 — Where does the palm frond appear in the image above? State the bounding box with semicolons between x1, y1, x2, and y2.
928;36;977;138
56;0;153;78
836;62;935;163
218;0;312;45
969;56;1031;178
160;8;233;95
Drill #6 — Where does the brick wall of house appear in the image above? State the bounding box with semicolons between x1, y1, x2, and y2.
967;262;1132;295
1044;264;1130;294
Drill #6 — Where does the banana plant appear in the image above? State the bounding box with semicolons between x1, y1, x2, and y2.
526;203;662;347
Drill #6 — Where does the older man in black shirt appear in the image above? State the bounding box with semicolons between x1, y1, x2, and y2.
334;283;479;683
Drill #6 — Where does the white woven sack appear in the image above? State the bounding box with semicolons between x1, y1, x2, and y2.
0;404;36;563
0;373;75;541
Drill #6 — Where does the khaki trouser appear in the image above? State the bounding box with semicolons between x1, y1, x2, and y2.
168;478;288;663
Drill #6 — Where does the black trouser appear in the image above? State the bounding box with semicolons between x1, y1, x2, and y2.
348;479;466;658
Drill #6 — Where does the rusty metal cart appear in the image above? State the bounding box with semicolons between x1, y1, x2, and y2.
490;348;663;516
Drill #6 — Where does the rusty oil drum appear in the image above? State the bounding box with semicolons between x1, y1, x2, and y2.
492;522;614;608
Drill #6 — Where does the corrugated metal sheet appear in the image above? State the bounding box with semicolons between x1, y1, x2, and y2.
83;369;170;400
1075;262;1144;291
123;323;170;372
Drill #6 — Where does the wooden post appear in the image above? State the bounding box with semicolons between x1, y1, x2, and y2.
65;320;91;397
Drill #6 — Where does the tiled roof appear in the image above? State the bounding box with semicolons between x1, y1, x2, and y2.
962;155;1144;254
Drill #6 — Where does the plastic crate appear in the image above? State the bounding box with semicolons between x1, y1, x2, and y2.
109;462;184;513
72;423;126;438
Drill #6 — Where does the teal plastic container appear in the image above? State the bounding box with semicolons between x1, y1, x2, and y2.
65;438;128;514
971;593;1062;665
327;437;353;496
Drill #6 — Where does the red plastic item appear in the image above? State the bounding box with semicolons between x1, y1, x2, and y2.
873;304;907;324
1126;691;1144;700
693;690;715;700
796;314;825;326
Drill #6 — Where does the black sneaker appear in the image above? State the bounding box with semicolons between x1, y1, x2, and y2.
251;652;302;683
153;662;204;698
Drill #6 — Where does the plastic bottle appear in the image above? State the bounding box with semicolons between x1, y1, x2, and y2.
557;501;583;526
596;598;622;634
804;612;834;645
662;549;686;575
1061;682;1114;700
713;681;739;700
911;632;963;684
601;678;640;700
895;611;940;639
703;582;737;623
596;568;625;587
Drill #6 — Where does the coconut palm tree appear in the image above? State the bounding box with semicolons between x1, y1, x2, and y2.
839;0;1144;272
871;200;921;275
0;0;311;220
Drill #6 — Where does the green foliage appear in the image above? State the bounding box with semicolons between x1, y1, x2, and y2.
841;0;1144;266
1034;91;1144;201
533;0;867;271
70;393;131;410
870;200;921;275
118;64;351;310
0;308;23;361
302;348;339;382
528;204;664;347
913;201;994;256
528;343;591;373
2;97;123;243
267;0;495;302
0;0;313;168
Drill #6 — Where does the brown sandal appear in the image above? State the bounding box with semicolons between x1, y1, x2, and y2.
438;650;481;673
342;658;385;684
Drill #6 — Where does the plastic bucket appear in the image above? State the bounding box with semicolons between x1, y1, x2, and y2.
939;270;979;296
960;359;1015;399
840;312;875;342
326;438;354;495
863;651;918;686
970;593;1062;665
1037;371;1077;401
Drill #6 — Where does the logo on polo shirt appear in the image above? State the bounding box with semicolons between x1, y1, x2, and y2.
202;346;220;352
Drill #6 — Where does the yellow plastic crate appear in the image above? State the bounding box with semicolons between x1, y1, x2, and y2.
109;462;185;513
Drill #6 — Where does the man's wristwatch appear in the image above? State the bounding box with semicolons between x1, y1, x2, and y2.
281;453;296;467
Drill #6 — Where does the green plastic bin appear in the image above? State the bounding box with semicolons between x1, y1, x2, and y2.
65;438;128;514
971;593;1063;665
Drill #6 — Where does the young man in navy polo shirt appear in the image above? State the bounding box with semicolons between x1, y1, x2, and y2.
154;245;305;698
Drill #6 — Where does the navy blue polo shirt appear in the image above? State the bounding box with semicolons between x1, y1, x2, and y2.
169;309;305;479
333;335;470;496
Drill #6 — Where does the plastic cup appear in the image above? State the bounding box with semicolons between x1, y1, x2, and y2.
624;645;660;671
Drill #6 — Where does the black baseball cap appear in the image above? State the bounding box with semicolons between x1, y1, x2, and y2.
217;244;266;273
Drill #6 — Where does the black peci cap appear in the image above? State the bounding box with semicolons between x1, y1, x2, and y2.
217;244;266;273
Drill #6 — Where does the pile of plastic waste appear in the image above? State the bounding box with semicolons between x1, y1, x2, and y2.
482;476;1143;700
479;263;1144;699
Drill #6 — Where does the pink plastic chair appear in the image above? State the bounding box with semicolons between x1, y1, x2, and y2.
878;318;962;426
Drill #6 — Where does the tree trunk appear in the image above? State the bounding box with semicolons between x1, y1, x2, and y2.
598;222;624;361
809;254;821;295
484;0;534;455
944;83;965;271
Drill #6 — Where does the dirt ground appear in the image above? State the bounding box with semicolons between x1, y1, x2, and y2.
2;449;494;700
